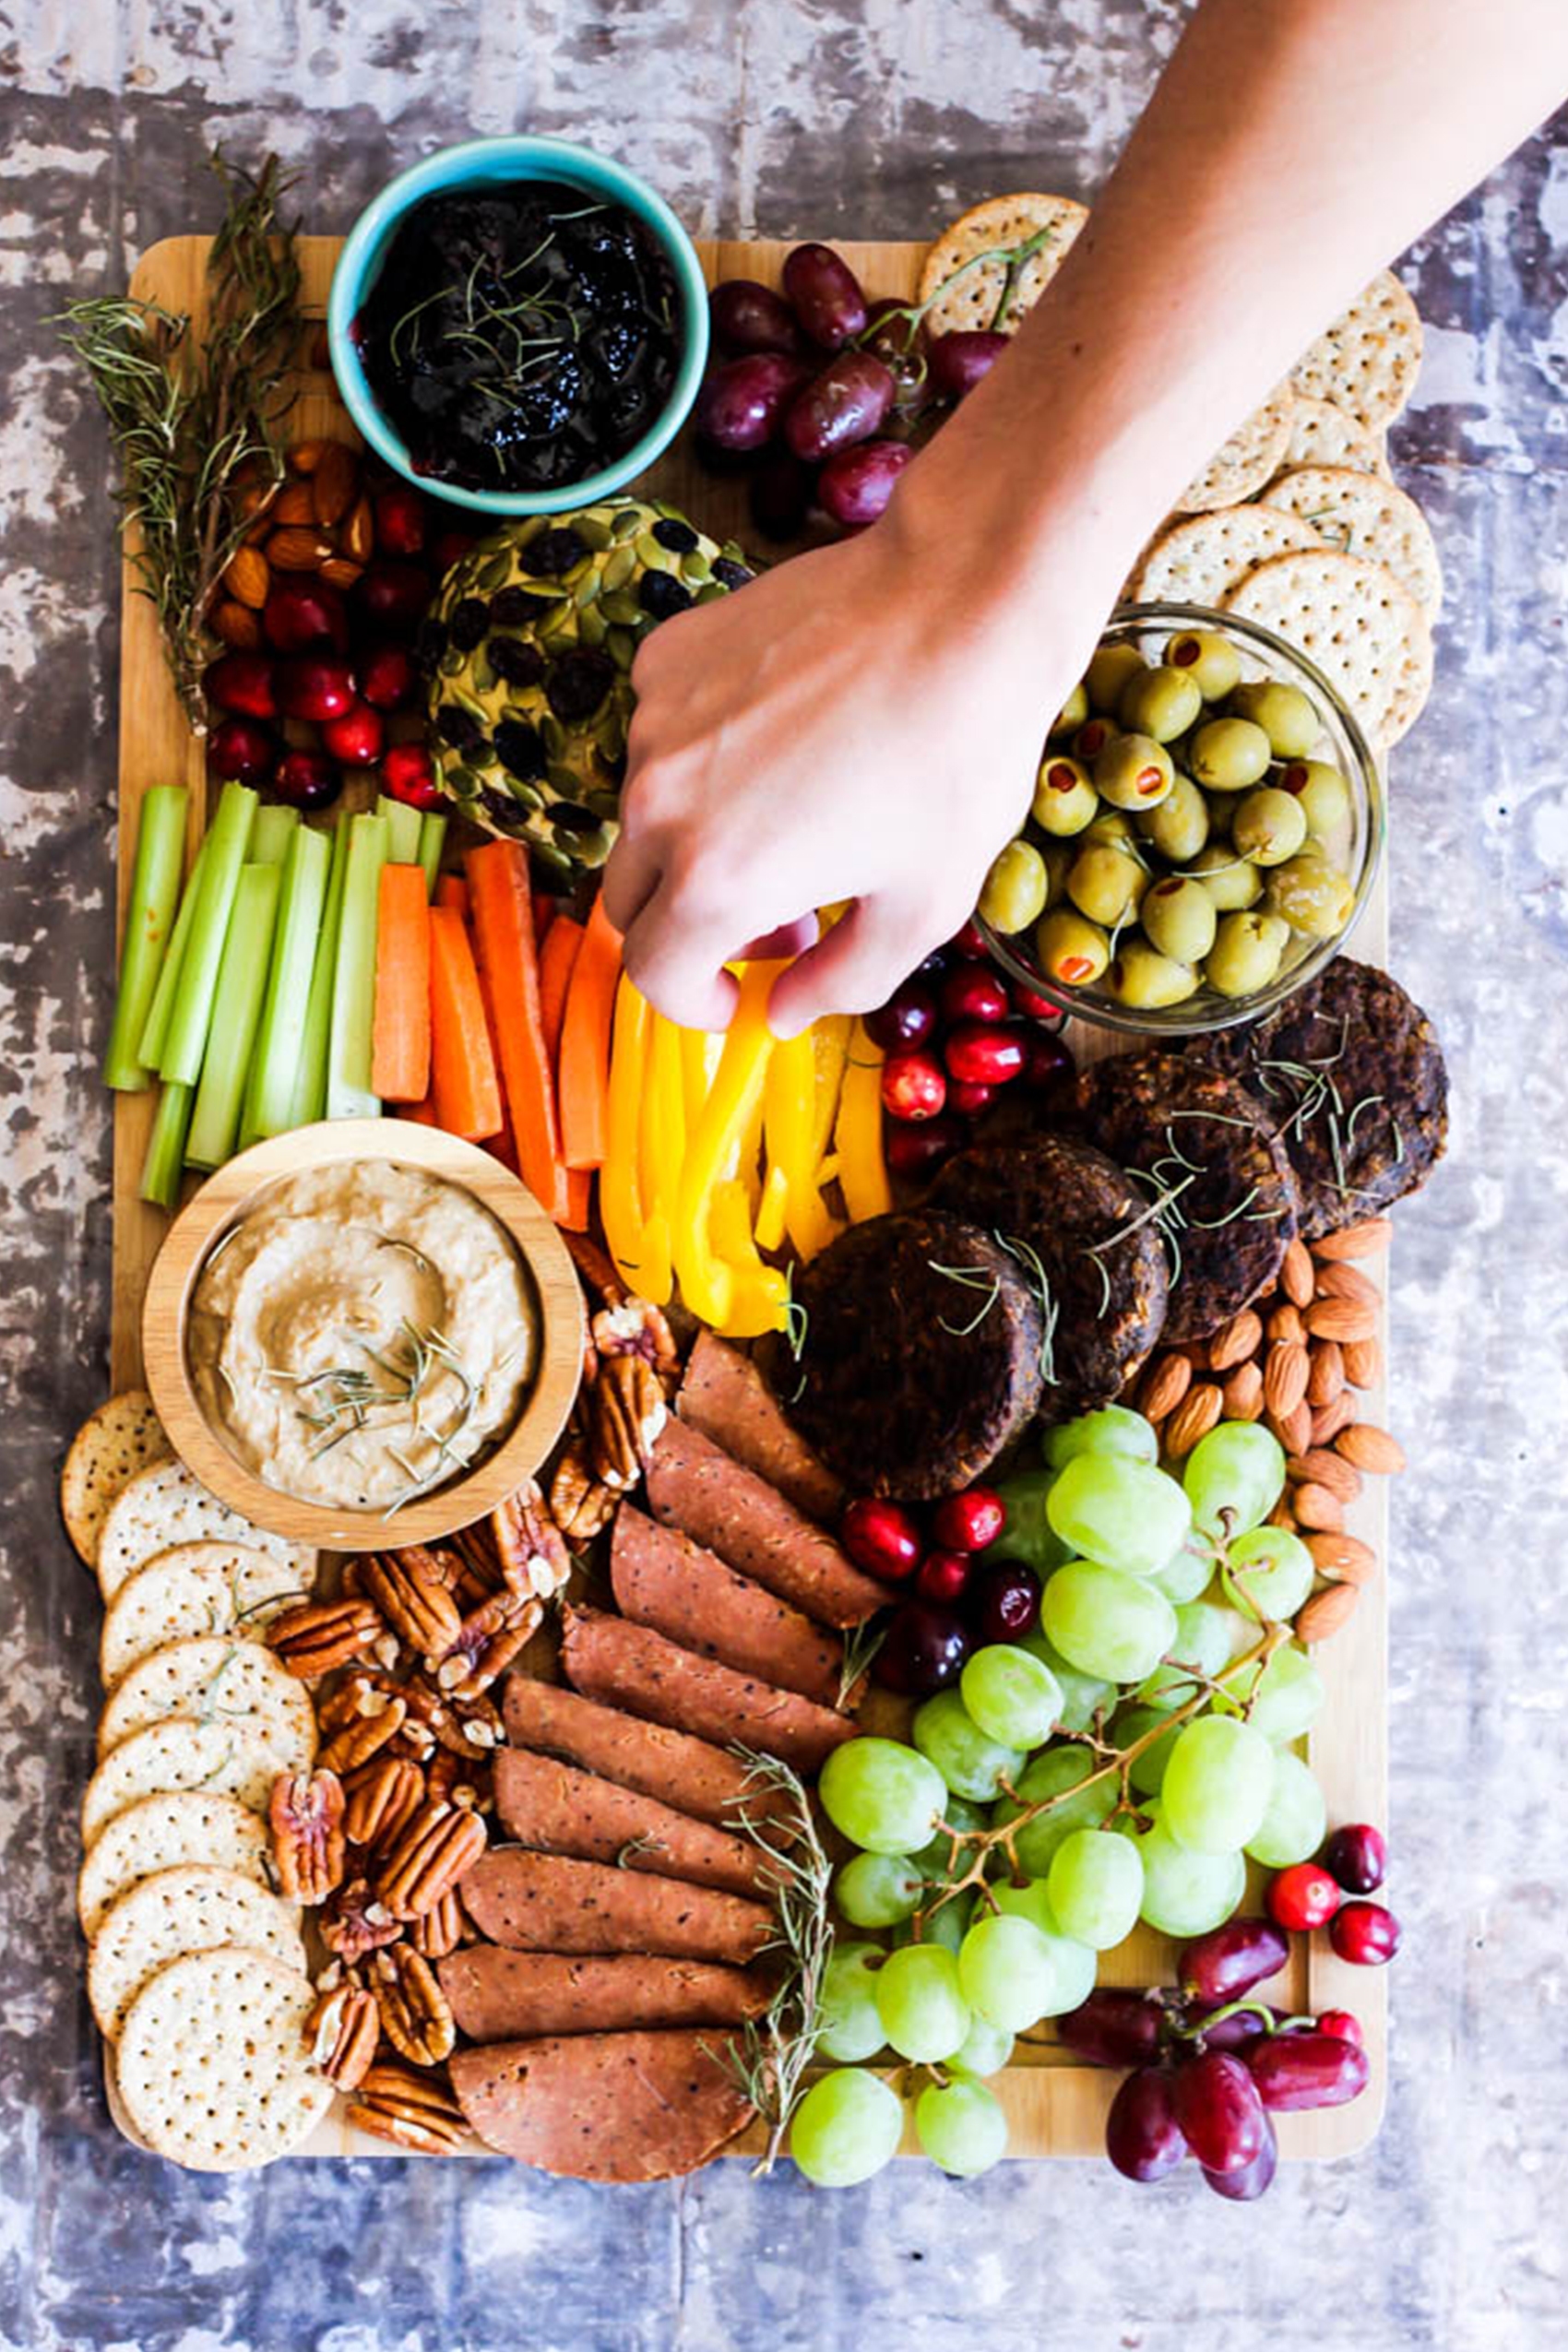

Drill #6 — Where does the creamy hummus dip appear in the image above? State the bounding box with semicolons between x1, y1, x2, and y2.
188;1159;538;1512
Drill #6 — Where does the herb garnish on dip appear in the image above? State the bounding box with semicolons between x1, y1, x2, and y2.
354;183;681;494
188;1160;538;1513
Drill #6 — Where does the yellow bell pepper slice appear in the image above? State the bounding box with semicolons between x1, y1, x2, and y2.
709;1178;790;1336
672;961;782;1328
836;1017;892;1224
757;1025;817;1254
601;974;671;1302
640;1012;687;1234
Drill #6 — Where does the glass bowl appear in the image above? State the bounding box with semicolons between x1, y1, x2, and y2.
978;602;1385;1038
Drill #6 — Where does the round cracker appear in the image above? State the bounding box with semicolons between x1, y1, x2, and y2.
917;192;1087;338
1289;269;1423;432
1258;464;1443;619
97;1634;318;1767
82;1714;297;1849
1277;395;1391;482
77;1790;276;1938
1132;505;1324;607
1222;546;1433;747
115;1947;332;2171
101;1541;315;1690
96;1457;314;1603
89;1863;304;2040
60;1392;171;1571
1172;387;1295;515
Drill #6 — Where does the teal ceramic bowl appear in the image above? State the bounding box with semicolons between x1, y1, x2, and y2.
327;137;709;517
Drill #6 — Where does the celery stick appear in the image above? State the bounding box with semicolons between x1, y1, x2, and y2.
241;824;330;1145
417;811;448;899
104;784;189;1091
185;862;281;1170
159;779;259;1087
251;803;300;866
326;812;389;1119
377;793;424;868
137;834;208;1072
140;1081;195;1210
291;814;350;1129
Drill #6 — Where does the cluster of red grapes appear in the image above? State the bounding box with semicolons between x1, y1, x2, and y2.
697;241;1007;540
839;1482;1041;1695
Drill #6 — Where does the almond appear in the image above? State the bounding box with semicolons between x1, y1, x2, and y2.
289;436;328;474
1137;1354;1192;1421
1311;1393;1357;1447
1208;1311;1263;1372
221;542;270;609
1290;1447;1361;1503
1263;1340;1310;1419
1306;1339;1345;1408
1313;1218;1391;1260
212;598;262;649
1306;1530;1378;1586
1265;1401;1313;1455
1292;1480;1346;1534
1304;1298;1378;1346
1222;1360;1265;1422
343;493;376;564
1265;1302;1306;1347
1342;1334;1384;1389
1336;1422;1407;1476
1313;1260;1381;1308
1265;1494;1297;1531
267;525;337;570
320;556;365;590
313;441;361;528
273;480;318;526
1296;1584;1360;1643
1162;1382;1224;1459
1280;1239;1315;1309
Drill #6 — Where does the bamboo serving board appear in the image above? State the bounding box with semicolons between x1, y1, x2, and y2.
111;233;1389;2165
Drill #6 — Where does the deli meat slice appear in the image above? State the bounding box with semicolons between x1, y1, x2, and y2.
561;1606;856;1775
678;1330;846;1521
438;1948;772;2042
460;1847;775;1965
502;1676;784;1831
611;1504;847;1708
450;2028;754;2180
645;1418;885;1629
493;1746;773;1900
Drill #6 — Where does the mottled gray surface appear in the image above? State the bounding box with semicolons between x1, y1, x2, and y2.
3;6;1567;2350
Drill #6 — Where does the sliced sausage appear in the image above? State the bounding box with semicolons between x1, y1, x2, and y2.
460;1847;775;1965
561;1606;856;1775
645;1418;885;1629
450;2028;754;2180
611;1505;848;1709
502;1676;785;1832
438;1948;773;2042
493;1746;774;1901
678;1330;846;1521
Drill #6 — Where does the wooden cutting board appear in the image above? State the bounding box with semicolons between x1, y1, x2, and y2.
110;232;1388;2165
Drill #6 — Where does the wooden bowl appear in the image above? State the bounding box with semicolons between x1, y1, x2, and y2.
141;1119;584;1551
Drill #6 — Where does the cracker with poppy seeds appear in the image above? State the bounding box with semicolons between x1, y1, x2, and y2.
60;1391;172;1571
917;193;1088;338
1133;505;1324;608
1171;386;1296;515
1289;269;1423;432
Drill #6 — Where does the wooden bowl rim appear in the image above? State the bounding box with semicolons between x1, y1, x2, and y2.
140;1119;584;1550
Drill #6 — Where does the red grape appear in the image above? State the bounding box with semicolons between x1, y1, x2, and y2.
1179;1918;1289;2008
1328;1900;1401;1966
1322;1822;1386;1895
873;1601;969;1694
928;328;1009;400
881;1050;947;1122
817;439;912;528
864;980;937;1051
884;1116;966;1179
840;1497;923;1583
1106;2067;1187;2182
970;1562;1041;1644
1191;2004;1284;2054
1059;1989;1167;2071
783;353;897;464
931;1488;1005;1553
1267;1861;1341;1932
943;1022;1027;1087
696;354;811;453
938;962;1010;1026
781;242;868;349
1170;2050;1268;2175
916;1550;971;1607
1246;2031;1370;2111
1202;2114;1277;2201
709;278;803;356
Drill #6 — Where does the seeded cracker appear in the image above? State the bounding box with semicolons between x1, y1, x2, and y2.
1171;387;1296;515
1289;269;1423;432
1133;505;1324;607
1223;547;1432;746
100;1539;313;1689
97;1633;318;1766
1276;396;1392;482
89;1862;304;2039
77;1789;276;1938
60;1391;171;1570
115;1948;332;2171
96;1455;315;1602
917;193;1088;338
81;1714;299;1848
1259;465;1443;619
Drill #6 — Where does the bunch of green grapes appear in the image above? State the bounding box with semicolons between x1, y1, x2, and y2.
790;1402;1332;2188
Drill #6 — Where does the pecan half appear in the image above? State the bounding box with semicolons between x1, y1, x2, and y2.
268;1769;347;1904
371;1944;457;2068
267;1598;390;1681
431;1683;503;1759
588;1354;668;1491
431;1589;542;1703
319;1874;403;1965
343;1753;427;1855
408;1887;466;1959
489;1479;572;1603
348;2061;467;2156
549;1441;617;1544
305;1977;380;2091
563;1229;624;1306
425;1750;493;1815
375;1800;487;1920
361;1550;464;1661
591;1294;681;1388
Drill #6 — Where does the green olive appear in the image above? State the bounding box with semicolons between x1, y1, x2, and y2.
1035;907;1111;988
1106;939;1198;1010
1265;853;1356;940
1067;842;1144;928
1140;874;1218;965
1095;731;1175;812
1074;716;1121;766
1191;718;1273;790
1280;758;1354;860
1230;679;1320;761
1232;786;1310;868
1137;772;1209;864
1164;629;1242;701
1085;644;1146;713
1040;837;1075;909
1051;681;1090;736
1117;663;1204;744
1031;754;1099;837
1205;910;1291;998
1188;843;1264;911
980;838;1049;934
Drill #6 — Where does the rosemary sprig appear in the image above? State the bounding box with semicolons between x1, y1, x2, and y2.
993;1230;1060;1390
929;1259;1004;1339
838;1617;887;1708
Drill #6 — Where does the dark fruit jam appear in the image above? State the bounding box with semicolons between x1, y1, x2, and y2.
355;181;682;494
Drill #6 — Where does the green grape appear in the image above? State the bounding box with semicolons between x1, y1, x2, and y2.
982;1883;1095;2009
1047;1454;1193;1576
993;1743;1115;1875
1016;1632;1112;1731
819;1737;946;1854
1161;1715;1277;1853
1217;1642;1325;1742
1112;1703;1182;1796
790;2068;904;2187
873;1942;971;2062
891;1889;973;1956
1121;1802;1249;1936
815;1942;888;2062
911;1798;987;1880
1040;1561;1178;1682
988;1876;1057;1934
949;2013;1015;2079
987;1468;1072;1578
1139;1598;1246;1705
1245;1747;1327;1868
959;1910;1093;2030
834;1851;925;1929
912;1690;1027;1803
1222;1525;1316;1623
1144;1536;1215;1604
915;2077;1009;2178
1047;1826;1145;1949
1183;1420;1286;1538
960;1645;1062;1748
1042;1405;1158;1472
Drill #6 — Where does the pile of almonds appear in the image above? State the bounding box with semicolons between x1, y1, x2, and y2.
1130;1216;1403;1645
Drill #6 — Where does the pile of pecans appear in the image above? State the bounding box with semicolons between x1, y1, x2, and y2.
1130;1216;1403;1645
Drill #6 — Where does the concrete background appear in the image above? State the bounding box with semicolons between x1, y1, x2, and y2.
3;6;1566;2348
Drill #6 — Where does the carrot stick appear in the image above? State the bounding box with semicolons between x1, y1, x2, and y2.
561;1167;592;1230
465;839;568;1218
558;896;623;1170
399;1095;439;1126
428;903;504;1141
537;913;585;1063
371;864;432;1103
532;891;557;948
435;873;469;918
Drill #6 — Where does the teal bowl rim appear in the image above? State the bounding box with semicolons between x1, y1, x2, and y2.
327;135;710;517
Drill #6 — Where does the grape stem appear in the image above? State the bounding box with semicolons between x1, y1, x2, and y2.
1172;1995;1316;2043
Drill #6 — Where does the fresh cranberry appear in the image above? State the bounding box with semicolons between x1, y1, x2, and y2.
204;651;279;720
320;700;385;766
864;980;937;1052
1021;1029;1075;1089
205;715;277;788
931;1487;1004;1553
873;1601;969;1694
353;561;433;639
943;1022;1027;1087
947;918;989;959
938;961;1010;1026
916;1550;971;1607
1317;2009;1364;2047
1010;981;1065;1025
380;742;445;813
432;529;478;575
947;1079;996;1117
279;655;357;724
1328;1901;1401;1966
1322;1823;1387;1895
970;1562;1041;1643
1267;1862;1342;1933
884;1116;966;1179
358;643;417;711
262;577;349;655
270;748;342;812
374;486;427;558
881;1050;947;1122
840;1497;923;1583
